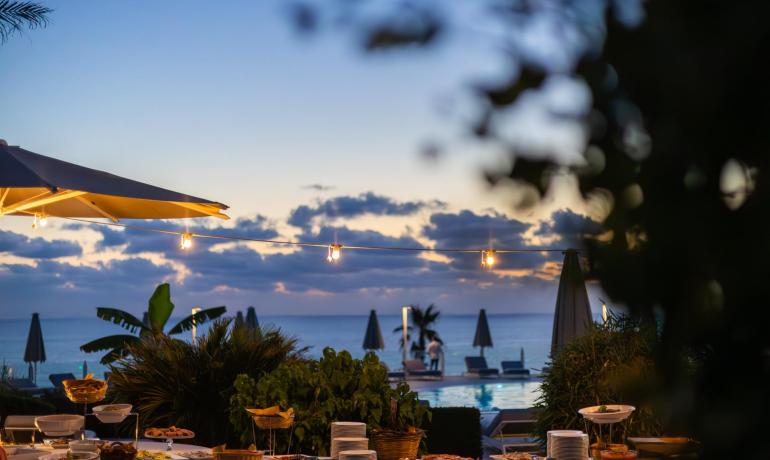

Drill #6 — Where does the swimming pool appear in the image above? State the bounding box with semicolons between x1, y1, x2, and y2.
417;381;542;411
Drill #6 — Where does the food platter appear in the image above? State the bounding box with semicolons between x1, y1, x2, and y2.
144;427;196;440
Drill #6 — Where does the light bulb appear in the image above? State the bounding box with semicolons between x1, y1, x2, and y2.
327;244;342;262
31;214;38;229
180;232;193;250
481;249;496;268
39;214;48;227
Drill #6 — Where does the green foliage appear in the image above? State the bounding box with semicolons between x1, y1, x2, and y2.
0;384;55;419
230;348;430;454
534;314;663;442
108;319;301;446
422;407;481;458
80;283;226;364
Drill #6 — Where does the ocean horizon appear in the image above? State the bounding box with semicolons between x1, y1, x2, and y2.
0;313;587;387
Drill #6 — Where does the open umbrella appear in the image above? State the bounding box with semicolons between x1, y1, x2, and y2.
234;311;245;328
473;308;493;357
551;249;593;355
363;309;385;351
0;142;228;221
23;312;46;384
245;306;259;330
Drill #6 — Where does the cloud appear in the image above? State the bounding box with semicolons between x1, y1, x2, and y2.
423;210;547;270
535;209;604;246
302;184;335;191
0;197;604;317
288;192;445;228
0;229;82;259
68;216;279;255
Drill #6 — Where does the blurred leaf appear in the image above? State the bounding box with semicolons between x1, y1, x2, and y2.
477;67;545;107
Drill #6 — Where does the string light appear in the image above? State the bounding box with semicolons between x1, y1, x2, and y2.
481;249;496;268
56;217;566;269
180;232;194;250
327;244;342;263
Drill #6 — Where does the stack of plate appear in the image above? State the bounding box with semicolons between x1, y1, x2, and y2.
548;431;589;460
331;422;367;439
546;430;583;458
330;438;369;459
338;450;376;460
331;422;368;459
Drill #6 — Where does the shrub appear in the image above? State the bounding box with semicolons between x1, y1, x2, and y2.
534;314;663;443
0;385;55;419
422;407;481;458
230;348;430;454
108;319;302;446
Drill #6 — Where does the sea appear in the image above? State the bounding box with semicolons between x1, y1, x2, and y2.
0;314;558;388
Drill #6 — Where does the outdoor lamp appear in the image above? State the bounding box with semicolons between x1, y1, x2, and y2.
327;244;342;262
180;232;194;250
481;249;496;268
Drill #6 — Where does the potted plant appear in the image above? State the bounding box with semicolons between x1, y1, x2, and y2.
371;383;429;460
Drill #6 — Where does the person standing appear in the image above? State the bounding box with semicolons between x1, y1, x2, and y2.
427;337;443;371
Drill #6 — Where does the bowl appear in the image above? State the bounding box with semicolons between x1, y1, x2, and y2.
41;453;99;460
92;404;132;424
70;440;102;452
627;437;695;455
34;414;85;436
578;405;635;424
212;446;263;460
98;442;137;460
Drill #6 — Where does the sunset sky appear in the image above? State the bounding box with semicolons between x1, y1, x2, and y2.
0;1;608;318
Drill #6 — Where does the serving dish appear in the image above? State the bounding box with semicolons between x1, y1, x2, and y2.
92;404;133;424
34;414;85;436
578;405;635;424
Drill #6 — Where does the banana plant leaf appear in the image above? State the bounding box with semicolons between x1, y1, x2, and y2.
168;306;227;335
147;283;174;332
80;334;141;364
96;308;148;334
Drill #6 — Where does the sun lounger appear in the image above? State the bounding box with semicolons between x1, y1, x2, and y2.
49;373;77;389
6;378;46;395
482;408;540;454
501;361;531;378
403;359;443;380
464;356;499;377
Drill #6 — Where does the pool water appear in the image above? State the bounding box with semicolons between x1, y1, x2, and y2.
417;381;542;411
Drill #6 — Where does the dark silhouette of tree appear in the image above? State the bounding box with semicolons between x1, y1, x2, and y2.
0;1;51;43
393;304;442;359
290;1;770;457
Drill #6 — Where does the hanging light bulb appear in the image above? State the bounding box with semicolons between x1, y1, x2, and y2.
38;213;48;227
481;249;497;268
327;244;342;263
31;213;39;229
180;232;194;250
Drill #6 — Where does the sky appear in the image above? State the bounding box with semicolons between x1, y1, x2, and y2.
0;0;611;319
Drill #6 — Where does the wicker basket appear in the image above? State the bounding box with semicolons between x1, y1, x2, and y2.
63;379;108;404
251;414;294;429
371;428;424;460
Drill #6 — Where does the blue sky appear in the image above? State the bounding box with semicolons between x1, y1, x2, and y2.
0;0;608;318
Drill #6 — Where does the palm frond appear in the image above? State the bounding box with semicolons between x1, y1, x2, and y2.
168;306;227;335
95;307;148;334
0;1;52;43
